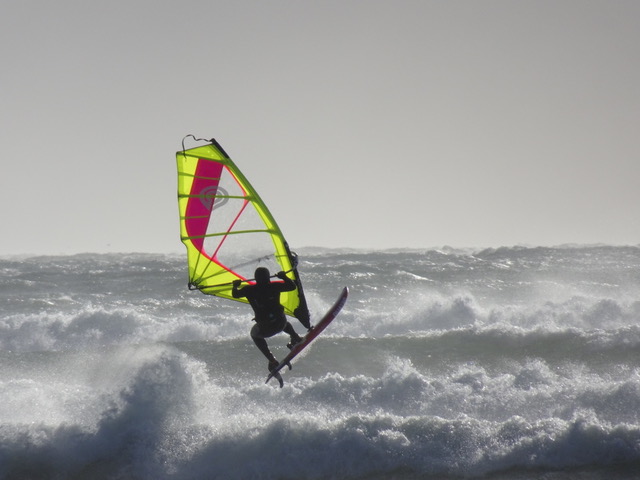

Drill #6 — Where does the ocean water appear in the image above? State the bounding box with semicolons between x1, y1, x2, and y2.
1;246;640;480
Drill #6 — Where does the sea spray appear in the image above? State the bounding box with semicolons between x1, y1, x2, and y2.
1;246;639;479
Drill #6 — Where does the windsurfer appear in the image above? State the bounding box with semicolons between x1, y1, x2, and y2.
232;267;308;372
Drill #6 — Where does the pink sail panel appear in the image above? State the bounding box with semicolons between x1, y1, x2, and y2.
184;159;224;252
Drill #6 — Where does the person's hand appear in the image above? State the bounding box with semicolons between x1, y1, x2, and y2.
276;271;288;280
232;279;242;288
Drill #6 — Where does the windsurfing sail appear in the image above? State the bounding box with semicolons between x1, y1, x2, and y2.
176;136;310;324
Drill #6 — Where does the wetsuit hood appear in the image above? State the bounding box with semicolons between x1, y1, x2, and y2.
255;267;270;285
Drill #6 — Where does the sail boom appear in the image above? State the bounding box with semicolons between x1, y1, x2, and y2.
178;194;248;201
181;228;275;241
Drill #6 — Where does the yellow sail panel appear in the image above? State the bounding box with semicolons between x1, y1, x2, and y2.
176;137;309;322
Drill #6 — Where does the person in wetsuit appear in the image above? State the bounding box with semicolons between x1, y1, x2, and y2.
232;267;308;372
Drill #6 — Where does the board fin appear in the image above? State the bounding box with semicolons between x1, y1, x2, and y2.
271;370;284;388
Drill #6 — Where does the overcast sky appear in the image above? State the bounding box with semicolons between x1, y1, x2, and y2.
2;1;639;255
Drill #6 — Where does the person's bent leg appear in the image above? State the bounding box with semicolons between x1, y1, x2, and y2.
251;324;278;370
283;321;303;349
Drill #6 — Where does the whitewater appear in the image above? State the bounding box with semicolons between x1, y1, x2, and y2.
1;245;640;480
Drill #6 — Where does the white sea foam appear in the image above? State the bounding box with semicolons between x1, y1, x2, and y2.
0;246;639;479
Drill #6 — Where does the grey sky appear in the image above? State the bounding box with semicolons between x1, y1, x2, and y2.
2;1;639;255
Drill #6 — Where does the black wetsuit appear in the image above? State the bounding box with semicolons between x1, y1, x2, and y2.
232;276;298;359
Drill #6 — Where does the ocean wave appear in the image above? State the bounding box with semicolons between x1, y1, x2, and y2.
2;397;640;479
0;346;209;479
3;291;638;354
0;305;244;352
1;344;640;479
2;248;640;479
